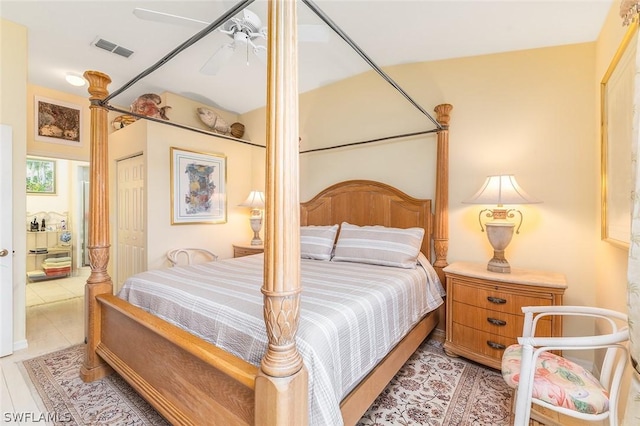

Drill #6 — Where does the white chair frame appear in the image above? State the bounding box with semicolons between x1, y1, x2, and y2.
511;305;629;426
166;248;218;267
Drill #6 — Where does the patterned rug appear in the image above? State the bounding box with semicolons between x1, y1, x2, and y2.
20;340;515;425
21;345;169;426
358;339;513;425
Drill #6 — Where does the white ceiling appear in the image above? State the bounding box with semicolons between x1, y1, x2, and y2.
1;0;613;114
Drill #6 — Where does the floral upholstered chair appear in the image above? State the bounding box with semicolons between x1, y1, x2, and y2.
501;306;629;426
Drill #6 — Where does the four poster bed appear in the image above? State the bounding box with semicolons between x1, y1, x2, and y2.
80;1;452;425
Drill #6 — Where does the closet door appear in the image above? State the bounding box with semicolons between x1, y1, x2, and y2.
116;154;145;292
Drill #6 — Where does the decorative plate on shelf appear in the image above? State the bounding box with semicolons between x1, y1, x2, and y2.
60;231;71;245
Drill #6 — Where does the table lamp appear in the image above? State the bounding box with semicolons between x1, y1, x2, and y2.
240;190;265;246
463;175;541;273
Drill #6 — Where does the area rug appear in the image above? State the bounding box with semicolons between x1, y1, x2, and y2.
357;339;513;425
21;340;514;425
21;345;169;425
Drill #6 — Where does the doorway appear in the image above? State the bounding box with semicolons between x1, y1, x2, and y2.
80;165;90;266
25;156;89;307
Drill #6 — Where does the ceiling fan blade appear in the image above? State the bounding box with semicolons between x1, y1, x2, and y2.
133;8;209;29
253;46;267;64
299;24;330;43
200;43;236;75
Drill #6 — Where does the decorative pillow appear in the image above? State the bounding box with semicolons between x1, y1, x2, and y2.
300;225;339;260
332;222;424;269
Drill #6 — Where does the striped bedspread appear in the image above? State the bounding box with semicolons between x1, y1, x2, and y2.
118;253;445;426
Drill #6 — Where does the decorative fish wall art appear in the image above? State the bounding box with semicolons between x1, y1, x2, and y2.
197;107;245;139
130;93;171;120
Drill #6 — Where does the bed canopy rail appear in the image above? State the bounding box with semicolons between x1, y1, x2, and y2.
300;0;442;130
96;0;443;154
102;0;256;105
81;1;450;424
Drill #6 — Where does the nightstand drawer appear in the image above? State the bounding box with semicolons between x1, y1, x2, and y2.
450;279;552;315
452;301;551;338
233;244;264;258
451;322;515;362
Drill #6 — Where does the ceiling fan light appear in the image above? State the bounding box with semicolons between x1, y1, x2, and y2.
234;32;249;44
65;72;86;87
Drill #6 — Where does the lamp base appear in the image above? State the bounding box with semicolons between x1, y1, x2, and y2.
487;250;510;273
249;216;263;246
485;221;514;274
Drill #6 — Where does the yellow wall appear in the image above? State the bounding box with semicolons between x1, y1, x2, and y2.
594;0;634;415
1;18;28;350
595;0;632;326
4;7;635;410
27;85;91;161
249;43;598;323
108;111;260;285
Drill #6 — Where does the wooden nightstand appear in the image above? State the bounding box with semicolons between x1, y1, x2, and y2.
233;243;264;258
443;261;567;370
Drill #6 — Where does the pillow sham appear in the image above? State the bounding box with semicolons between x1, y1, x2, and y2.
300;224;339;260
332;222;424;269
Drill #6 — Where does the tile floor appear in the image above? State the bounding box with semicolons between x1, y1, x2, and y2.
2;271;88;425
25;267;89;307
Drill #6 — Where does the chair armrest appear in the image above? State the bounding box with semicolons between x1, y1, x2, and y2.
522;305;628;321
518;328;629;348
520;305;628;340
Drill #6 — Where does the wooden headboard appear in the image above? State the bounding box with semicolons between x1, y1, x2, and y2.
300;180;433;262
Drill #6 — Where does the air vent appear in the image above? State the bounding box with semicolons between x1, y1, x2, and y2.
91;37;134;58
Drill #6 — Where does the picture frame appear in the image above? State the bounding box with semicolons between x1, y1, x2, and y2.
600;22;637;248
34;96;83;146
26;158;56;195
171;147;227;225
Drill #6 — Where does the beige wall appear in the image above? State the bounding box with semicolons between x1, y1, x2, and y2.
4;8;634;411
246;38;604;330
595;0;631;325
109;110;260;285
27;85;91;162
594;0;634;416
1;18;28;350
285;44;598;316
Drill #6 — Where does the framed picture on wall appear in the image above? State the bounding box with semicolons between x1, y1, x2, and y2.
34;96;83;146
170;147;227;225
601;23;637;248
26;158;56;195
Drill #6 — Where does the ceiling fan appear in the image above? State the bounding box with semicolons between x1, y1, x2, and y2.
133;7;328;76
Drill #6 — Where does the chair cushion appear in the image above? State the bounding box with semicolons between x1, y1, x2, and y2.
502;344;609;415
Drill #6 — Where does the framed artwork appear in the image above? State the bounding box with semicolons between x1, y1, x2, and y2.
26;158;56;194
34;96;82;146
171;147;227;224
601;22;637;248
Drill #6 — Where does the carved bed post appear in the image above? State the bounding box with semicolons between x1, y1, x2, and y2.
80;70;114;382
433;104;452;279
255;1;308;425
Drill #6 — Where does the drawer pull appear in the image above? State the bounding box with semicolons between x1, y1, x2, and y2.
487;317;506;326
487;296;507;304
487;341;506;350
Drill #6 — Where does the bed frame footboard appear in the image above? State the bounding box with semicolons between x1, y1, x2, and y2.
96;294;258;426
92;293;438;426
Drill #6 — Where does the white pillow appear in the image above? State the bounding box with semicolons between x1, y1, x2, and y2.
332;222;424;269
300;225;339;260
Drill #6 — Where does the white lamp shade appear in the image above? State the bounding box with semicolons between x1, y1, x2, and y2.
240;191;265;208
463;175;541;206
